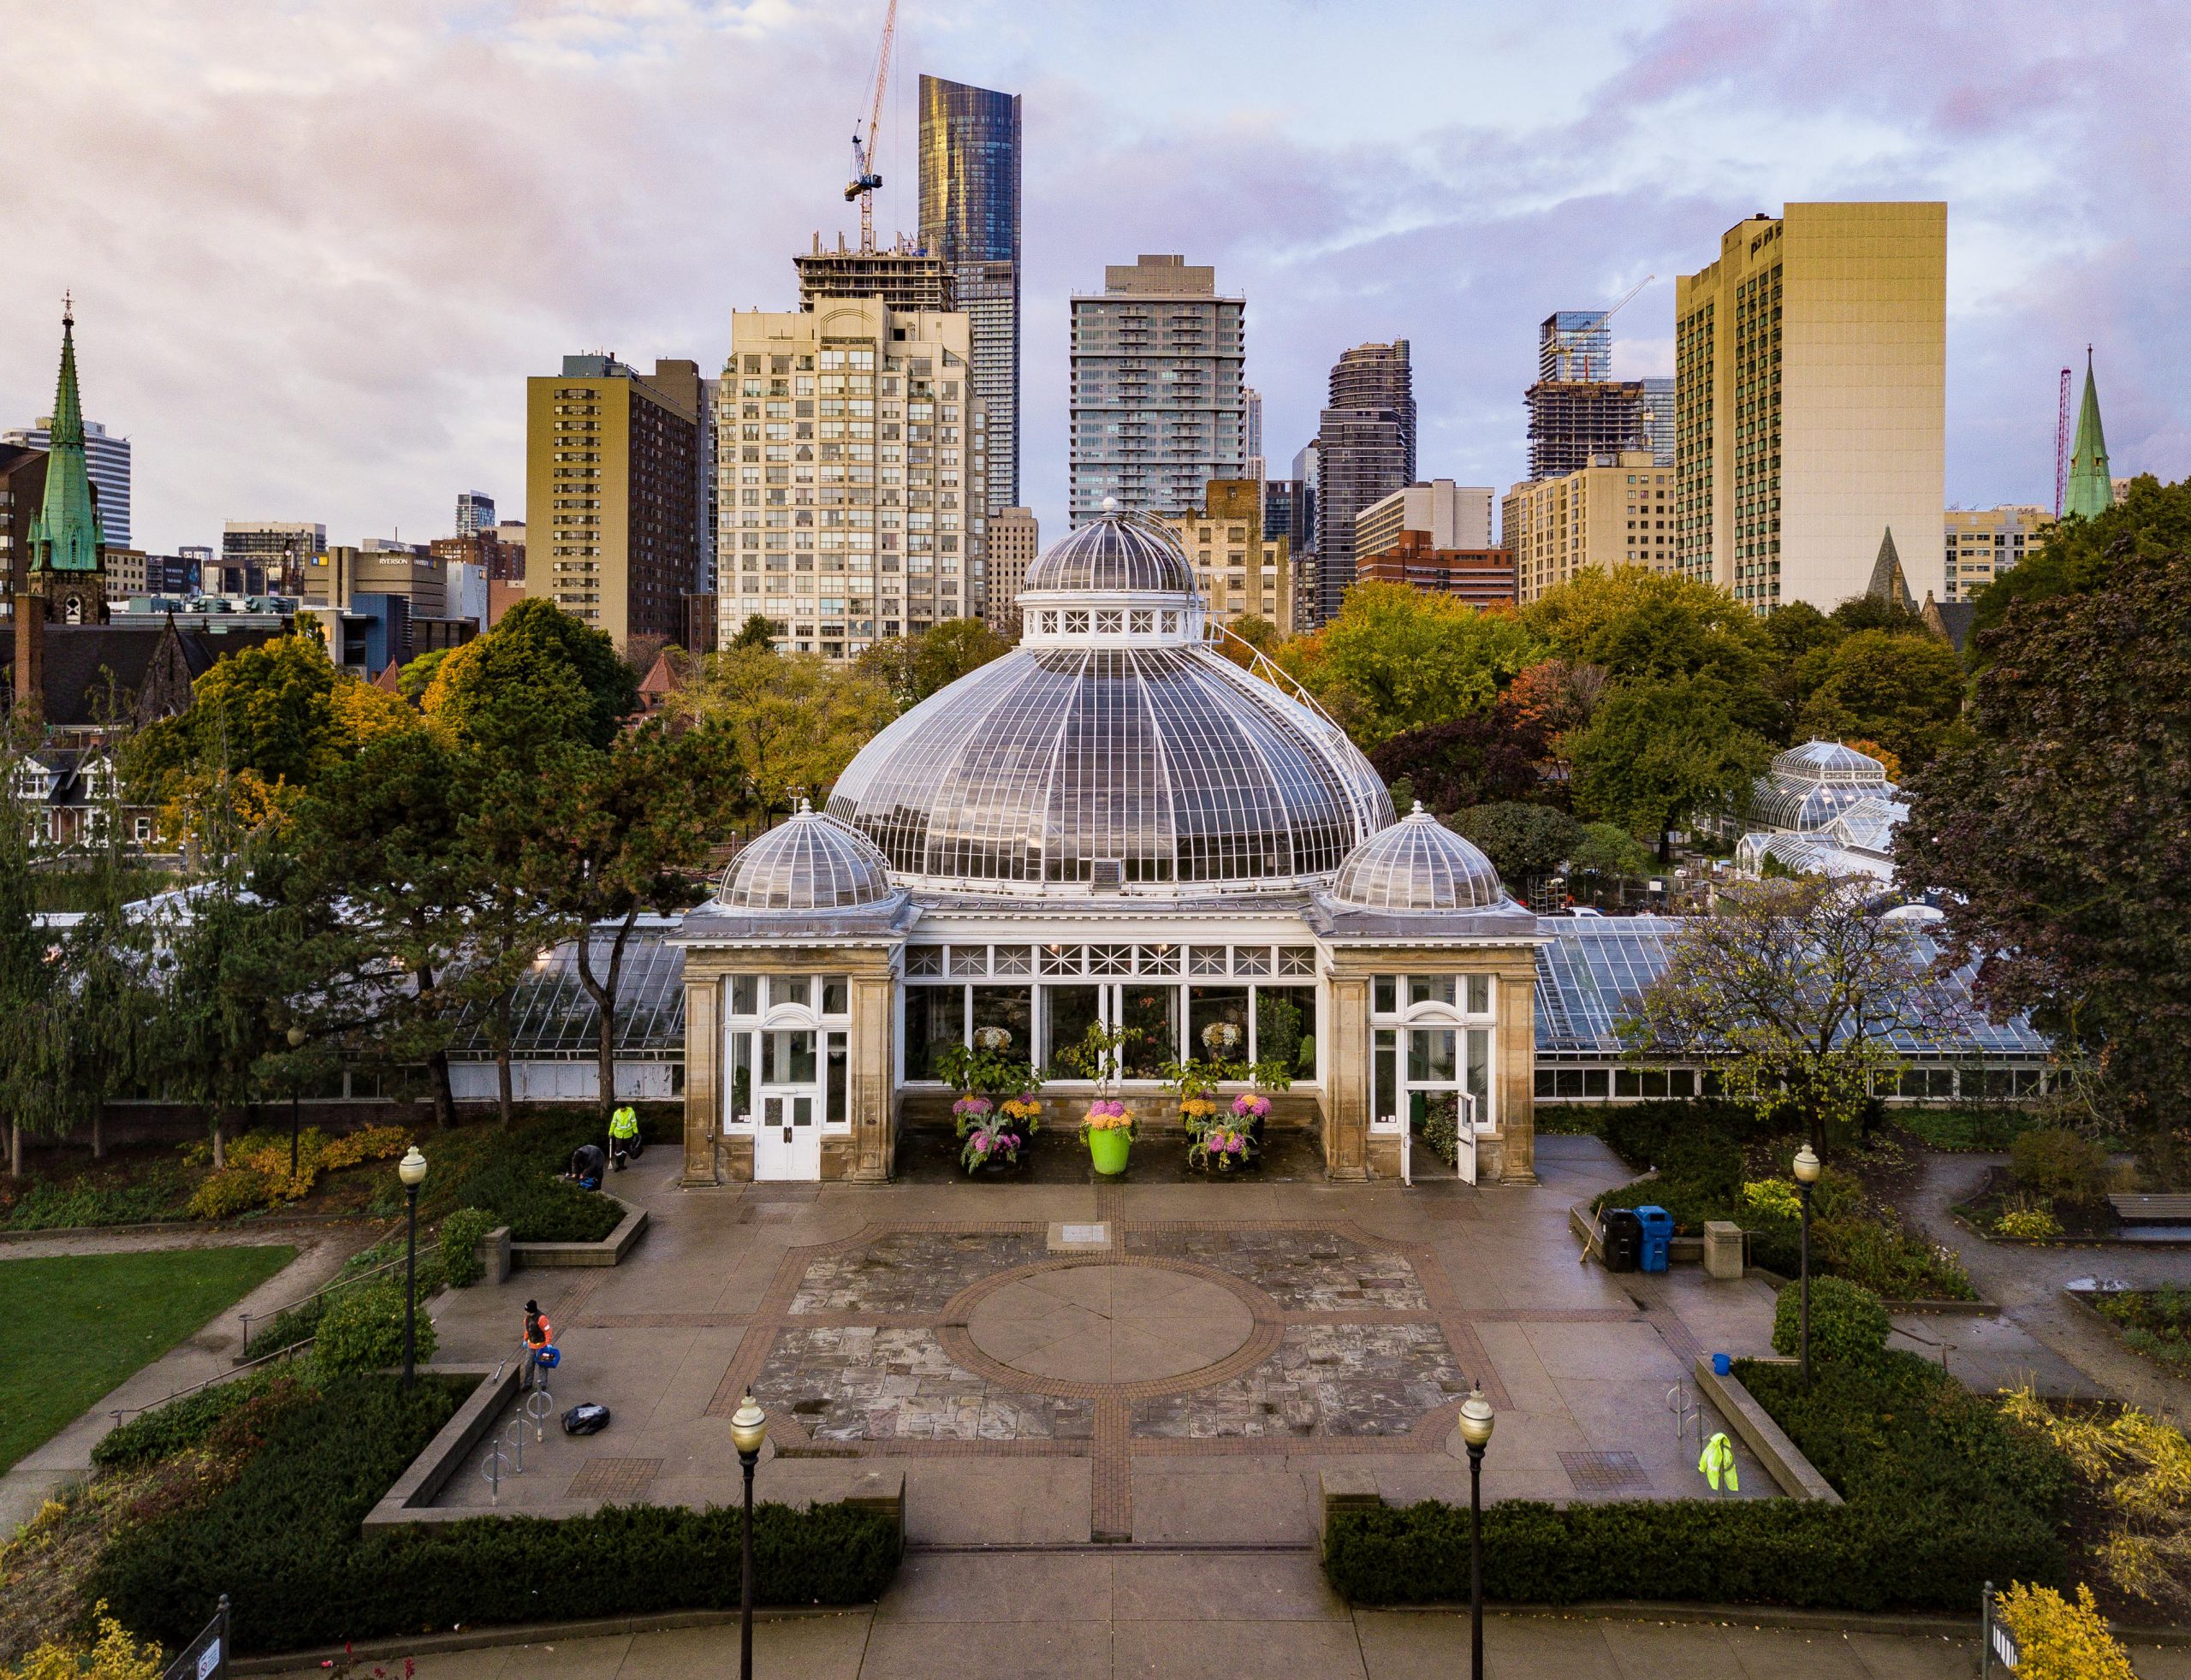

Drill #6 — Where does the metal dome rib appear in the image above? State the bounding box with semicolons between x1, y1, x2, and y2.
719;803;895;911
1022;514;1196;594
1329;804;1506;912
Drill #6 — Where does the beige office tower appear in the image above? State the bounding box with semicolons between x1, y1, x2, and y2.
1675;203;1945;613
1504;451;1677;604
1154;478;1294;636
1943;504;2051;603
525;355;702;651
985;507;1038;632
718;299;987;658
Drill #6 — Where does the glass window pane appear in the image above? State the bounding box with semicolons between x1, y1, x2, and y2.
769;974;812;1011
1409;1029;1458;1084
1374;975;1396;1014
1535;1070;1554;1097
1041;943;1084;976
763;1029;816;1083
1641;1070;1668;1098
1278;947;1315;977
903;986;962;1081
1233;947;1272;977
971;986;1033;1060
1582;1070;1608;1096
1466;974;1491;1015
1375;1029;1397;1123
826;1032;847;1125
993;945;1033;975
1188;987;1250;1062
1555;1070;1583;1098
1468;1030;1490;1123
1089;944;1131;976
1045;985;1103;1072
1121;984;1177;1079
1409;975;1458;1008
906;947;943;977
822;975;850;1015
729;1031;752;1123
1254;986;1315;1079
950;946;988;977
732;975;758;1016
1670;1070;1695;1097
1188;946;1227;977
1136;943;1179;976
1615;1069;1641;1096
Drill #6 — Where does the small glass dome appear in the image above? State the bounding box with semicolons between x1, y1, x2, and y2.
1750;739;1897;832
1770;740;1888;784
1023;511;1196;596
718;801;895;911
1329;804;1507;912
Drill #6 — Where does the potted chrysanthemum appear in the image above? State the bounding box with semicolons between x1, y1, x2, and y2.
1083;1099;1133;1175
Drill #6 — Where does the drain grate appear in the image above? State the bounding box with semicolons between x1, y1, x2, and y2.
1559;1450;1651;1495
567;1457;662;1499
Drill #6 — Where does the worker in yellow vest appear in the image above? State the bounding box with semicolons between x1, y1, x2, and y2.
1698;1431;1738;1493
609;1104;642;1170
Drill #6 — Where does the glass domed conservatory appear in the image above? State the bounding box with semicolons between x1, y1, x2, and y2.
674;513;1543;1185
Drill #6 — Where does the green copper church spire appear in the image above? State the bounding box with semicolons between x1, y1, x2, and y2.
27;294;104;573
2063;347;2113;521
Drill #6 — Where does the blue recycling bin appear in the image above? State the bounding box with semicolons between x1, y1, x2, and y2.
1635;1205;1675;1273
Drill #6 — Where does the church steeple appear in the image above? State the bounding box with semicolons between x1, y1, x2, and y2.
2063;347;2113;521
27;296;105;573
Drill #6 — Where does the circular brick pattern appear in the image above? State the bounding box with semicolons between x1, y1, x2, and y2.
968;1263;1255;1384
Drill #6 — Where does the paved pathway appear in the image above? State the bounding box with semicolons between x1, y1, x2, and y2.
242;1551;2191;1678
1899;1152;2191;1419
0;1227;364;1535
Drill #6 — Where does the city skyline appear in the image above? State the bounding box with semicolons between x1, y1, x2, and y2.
3;0;2187;556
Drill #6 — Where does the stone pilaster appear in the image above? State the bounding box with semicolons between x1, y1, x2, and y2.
1324;975;1370;1182
681;973;721;1185
850;972;896;1182
1494;959;1539;1185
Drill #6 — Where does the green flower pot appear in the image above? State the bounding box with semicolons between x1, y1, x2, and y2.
1088;1127;1131;1176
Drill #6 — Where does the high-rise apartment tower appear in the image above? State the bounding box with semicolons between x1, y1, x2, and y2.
1675;203;1946;612
919;75;1022;516
1311;341;1415;624
1068;254;1246;525
525;354;702;650
455;491;496;536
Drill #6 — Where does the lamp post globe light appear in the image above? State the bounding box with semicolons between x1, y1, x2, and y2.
1458;1383;1496;1680
1792;1143;1822;1383
729;1392;769;1680
397;1146;428;1389
286;1024;307;1178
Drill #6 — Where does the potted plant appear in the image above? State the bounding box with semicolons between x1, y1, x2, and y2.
960;1112;1028;1175
1084;1099;1133;1175
937;1043;1043;1147
1186;1116;1256;1172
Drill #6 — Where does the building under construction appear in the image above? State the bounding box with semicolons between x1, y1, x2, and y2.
795;232;954;312
1523;378;1651;482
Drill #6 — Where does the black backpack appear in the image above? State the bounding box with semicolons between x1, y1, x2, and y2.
561;1403;611;1436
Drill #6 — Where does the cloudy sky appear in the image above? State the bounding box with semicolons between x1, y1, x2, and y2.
3;0;2187;555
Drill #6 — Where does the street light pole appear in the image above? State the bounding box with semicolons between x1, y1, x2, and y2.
729;1391;769;1680
397;1146;428;1389
286;1025;307;1179
1458;1384;1496;1680
1793;1143;1821;1384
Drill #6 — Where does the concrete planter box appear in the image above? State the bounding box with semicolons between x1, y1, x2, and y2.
1689;1356;1842;1503
363;1363;514;1528
510;1194;647;1269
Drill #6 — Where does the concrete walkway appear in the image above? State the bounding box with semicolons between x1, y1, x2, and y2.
0;1226;365;1536
240;1551;2191;1678
1899;1152;2191;1419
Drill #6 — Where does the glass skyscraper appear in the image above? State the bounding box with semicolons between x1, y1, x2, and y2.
919;74;1022;516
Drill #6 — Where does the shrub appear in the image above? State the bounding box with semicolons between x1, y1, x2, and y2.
313;1279;436;1378
438;1208;498;1287
91;1370;303;1471
1598;1099;1764;1171
1771;1274;1889;1366
0;1170;191;1232
1740;1178;1802;1221
88;1378;900;1654
1594;1174;1733;1237
4;1602;163;1680
1997;1207;2064;1242
1993;1583;2137;1680
2011;1127;2108;1201
1656;1130;1743;1202
1813;1214;1975;1300
186;1167;277;1220
448;1158;621;1243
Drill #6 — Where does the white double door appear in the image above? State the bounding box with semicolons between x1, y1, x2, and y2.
754;1029;822;1181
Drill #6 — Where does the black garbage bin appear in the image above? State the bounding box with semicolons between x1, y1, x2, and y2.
1600;1208;1643;1273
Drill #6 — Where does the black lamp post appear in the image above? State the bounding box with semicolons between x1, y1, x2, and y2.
729;1390;769;1679
397;1146;428;1388
1793;1142;1821;1382
286;1025;307;1179
1458;1382;1496;1679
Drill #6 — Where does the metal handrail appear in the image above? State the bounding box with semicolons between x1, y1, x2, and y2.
240;1238;442;1354
112;1333;318;1428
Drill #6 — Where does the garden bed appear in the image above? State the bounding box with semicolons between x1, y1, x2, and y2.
1323;1346;2069;1613
1953;1161;2125;1242
2067;1283;2191;1374
3;1364;900;1664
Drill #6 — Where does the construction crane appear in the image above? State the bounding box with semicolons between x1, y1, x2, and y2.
843;0;899;256
2053;365;2073;519
1549;275;1655;382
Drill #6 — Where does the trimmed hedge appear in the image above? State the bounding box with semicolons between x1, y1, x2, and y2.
436;1113;632;1244
91;1377;900;1654
1326;1350;2069;1612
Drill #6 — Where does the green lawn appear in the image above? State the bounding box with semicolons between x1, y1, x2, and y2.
0;1245;296;1474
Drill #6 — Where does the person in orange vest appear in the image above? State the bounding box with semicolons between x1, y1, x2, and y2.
522;1299;556;1392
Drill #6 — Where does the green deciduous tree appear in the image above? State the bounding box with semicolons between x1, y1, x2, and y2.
1902;546;2191;1137
421;597;636;751
1619;876;1958;1156
1525;567;1775;731
858;618;1014;710
729;613;776;651
1447;803;1580;889
1569;674;1772;856
1971;474;2191;641
1795;627;1967;770
1275;582;1545;749
679;645;894;816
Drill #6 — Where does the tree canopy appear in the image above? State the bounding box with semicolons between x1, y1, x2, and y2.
1569;674;1772;852
677;645;895;813
858;617;1014;710
1275;582;1544;748
1447;803;1579;888
1795;627;1968;769
421;597;636;751
1368;703;1547;816
1524;567;1772;708
1971;475;2191;640
1902;543;2191;1134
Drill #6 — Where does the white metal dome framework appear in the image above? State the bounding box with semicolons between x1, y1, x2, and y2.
717;801;897;911
1328;803;1509;912
827;511;1392;896
1749;739;1898;834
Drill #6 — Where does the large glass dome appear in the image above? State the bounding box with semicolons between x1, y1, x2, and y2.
827;512;1392;896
